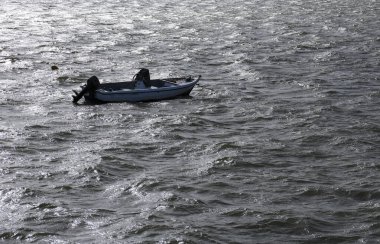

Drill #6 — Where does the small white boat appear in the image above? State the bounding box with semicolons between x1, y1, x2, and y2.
72;69;201;103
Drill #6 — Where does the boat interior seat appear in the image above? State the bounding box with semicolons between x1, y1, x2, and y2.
99;82;135;91
97;79;174;91
148;79;166;87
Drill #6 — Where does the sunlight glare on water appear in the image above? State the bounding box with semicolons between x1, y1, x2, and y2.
0;0;379;242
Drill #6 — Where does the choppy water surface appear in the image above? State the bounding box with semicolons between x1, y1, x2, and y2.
1;0;379;243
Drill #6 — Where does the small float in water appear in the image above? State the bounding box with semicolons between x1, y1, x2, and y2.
72;69;201;103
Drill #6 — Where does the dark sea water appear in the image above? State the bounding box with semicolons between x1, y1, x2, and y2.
1;0;379;243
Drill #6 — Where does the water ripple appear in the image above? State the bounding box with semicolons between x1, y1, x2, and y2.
1;0;379;242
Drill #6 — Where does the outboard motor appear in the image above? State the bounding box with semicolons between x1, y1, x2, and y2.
86;76;100;99
72;76;100;103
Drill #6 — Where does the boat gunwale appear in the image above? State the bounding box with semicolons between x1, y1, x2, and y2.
95;76;200;96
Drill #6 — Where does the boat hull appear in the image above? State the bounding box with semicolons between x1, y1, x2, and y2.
84;76;200;103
